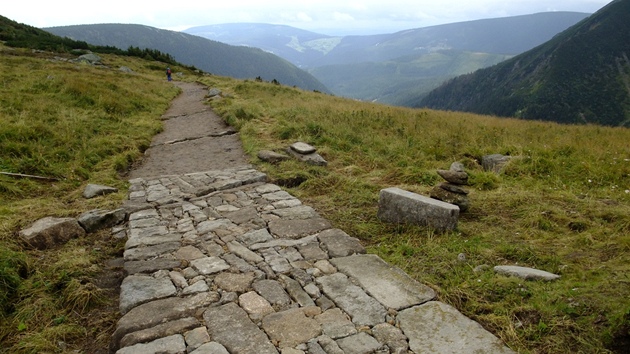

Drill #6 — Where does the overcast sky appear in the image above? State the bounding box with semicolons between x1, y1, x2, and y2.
4;0;614;35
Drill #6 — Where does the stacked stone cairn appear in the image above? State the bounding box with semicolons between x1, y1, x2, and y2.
430;162;470;212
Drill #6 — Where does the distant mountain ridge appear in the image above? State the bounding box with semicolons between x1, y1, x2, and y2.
45;24;330;93
185;12;591;68
419;0;630;126
184;12;590;105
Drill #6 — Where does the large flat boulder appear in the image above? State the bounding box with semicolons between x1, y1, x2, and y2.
377;187;459;232
331;254;435;310
19;217;86;249
398;301;515;354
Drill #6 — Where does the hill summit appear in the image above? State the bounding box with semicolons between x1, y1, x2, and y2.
419;0;630;126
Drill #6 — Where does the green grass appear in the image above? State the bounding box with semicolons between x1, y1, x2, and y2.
0;45;187;352
202;76;630;353
2;41;629;353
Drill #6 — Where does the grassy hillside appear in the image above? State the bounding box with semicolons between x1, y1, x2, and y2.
1;20;629;353
420;0;630;126
45;24;331;93
0;42;187;352
200;76;630;353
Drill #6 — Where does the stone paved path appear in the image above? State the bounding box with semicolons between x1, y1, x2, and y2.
112;83;516;354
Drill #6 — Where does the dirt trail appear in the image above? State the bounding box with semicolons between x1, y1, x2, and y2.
128;82;249;179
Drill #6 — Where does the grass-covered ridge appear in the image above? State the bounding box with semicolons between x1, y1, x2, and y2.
0;43;186;352
201;75;630;353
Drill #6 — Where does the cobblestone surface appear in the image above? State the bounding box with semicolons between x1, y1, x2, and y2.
112;166;515;353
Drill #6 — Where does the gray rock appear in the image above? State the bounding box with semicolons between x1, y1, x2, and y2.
174;245;205;260
272;205;320;220
262;308;322;348
214;272;256;293
190;342;230;354
182;280;209;295
317;335;344;354
116;334;185;354
297;243;329;260
239;291;275;318
111;291;219;350
315;308;357;339
169;271;188;288
450;161;466;172
307;340;328;354
77;53;102;64
222;206;259;225
223;253;258;272
238;228;274;246
124;259;184;275
125;231;181;249
482;154;513;173
258;150;290;163
335;332;381;354
119;275;177;314
439;182;469;195
317;229;365;258
494;265;561;281
207;88;222;97
228;241;264;263
119;66;134;73
19;217;86;250
190;256;230;275
316;273;387;326
129;208;159;221
78;208;126;233
83;183;117;198
286;148;328;166
377;187;459;232
253;280;292;309
184;327;211;351
397;301;515;354
123;242;181;261
250;235;318;251
280;274;315;307
372;323;408;353
119;317;199;348
437;169;469;185
196;219;234;234
430;186;469;212
331;254;435;310
204;303;279;354
290;142;317;154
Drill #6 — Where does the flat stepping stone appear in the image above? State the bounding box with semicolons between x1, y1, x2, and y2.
331;254;435;310
115;334;185;354
316;273;387;326
262;308;321;348
119;275;177;314
204;303;278;354
398;301;516;354
494;265;561;281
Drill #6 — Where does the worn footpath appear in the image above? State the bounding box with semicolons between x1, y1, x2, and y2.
111;82;515;354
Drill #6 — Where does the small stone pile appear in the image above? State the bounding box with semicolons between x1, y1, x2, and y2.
430;162;470;212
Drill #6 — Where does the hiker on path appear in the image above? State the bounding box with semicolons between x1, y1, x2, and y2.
166;67;172;81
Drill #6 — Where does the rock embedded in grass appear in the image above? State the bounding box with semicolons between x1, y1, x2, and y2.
83;183;118;198
494;265;561;281
19;216;86;249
